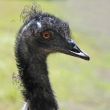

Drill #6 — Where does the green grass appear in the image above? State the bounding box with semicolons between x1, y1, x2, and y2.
0;0;110;110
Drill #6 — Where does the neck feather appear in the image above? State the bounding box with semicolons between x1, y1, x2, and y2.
16;40;58;110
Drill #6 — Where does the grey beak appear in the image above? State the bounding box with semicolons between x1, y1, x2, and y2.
67;40;90;60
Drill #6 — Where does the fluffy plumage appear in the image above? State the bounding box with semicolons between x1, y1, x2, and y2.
15;5;90;110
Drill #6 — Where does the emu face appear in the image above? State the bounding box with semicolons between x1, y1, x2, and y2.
21;13;90;60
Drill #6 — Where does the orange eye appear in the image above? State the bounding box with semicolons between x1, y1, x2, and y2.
42;31;53;39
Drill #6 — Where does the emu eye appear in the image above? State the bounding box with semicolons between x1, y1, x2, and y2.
42;31;53;39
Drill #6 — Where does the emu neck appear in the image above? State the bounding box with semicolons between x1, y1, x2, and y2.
18;51;58;110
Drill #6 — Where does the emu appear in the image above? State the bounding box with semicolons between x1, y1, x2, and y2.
15;6;90;110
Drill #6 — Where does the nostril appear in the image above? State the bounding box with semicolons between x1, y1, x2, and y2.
68;40;81;53
70;42;75;47
68;40;75;47
71;47;80;53
72;45;81;53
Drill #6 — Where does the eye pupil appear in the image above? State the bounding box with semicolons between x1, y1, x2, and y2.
42;31;52;39
44;33;49;37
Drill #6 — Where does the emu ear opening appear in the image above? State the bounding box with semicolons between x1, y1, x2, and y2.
21;20;42;37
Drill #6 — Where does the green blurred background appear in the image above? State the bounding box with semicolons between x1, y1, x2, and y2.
0;0;110;110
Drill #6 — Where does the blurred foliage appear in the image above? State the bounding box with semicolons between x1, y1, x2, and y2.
0;0;110;110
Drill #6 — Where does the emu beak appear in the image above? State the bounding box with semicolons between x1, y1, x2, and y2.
67;40;90;60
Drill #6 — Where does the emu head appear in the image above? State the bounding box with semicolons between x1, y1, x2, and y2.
19;10;90;60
